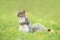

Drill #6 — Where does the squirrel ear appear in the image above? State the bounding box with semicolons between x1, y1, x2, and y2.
19;10;25;14
23;10;25;13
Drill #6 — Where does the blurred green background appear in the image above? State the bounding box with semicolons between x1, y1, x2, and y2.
0;0;60;40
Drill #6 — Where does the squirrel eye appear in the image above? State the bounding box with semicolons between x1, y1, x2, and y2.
20;13;23;15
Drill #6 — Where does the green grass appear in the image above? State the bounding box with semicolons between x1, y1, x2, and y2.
0;0;60;40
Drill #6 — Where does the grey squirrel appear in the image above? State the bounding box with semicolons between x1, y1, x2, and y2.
17;10;55;33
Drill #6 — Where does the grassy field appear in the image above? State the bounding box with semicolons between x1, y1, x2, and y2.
0;0;60;40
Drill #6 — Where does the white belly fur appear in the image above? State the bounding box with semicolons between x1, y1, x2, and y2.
19;25;29;32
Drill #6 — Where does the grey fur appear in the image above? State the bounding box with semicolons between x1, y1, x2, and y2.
17;10;53;33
